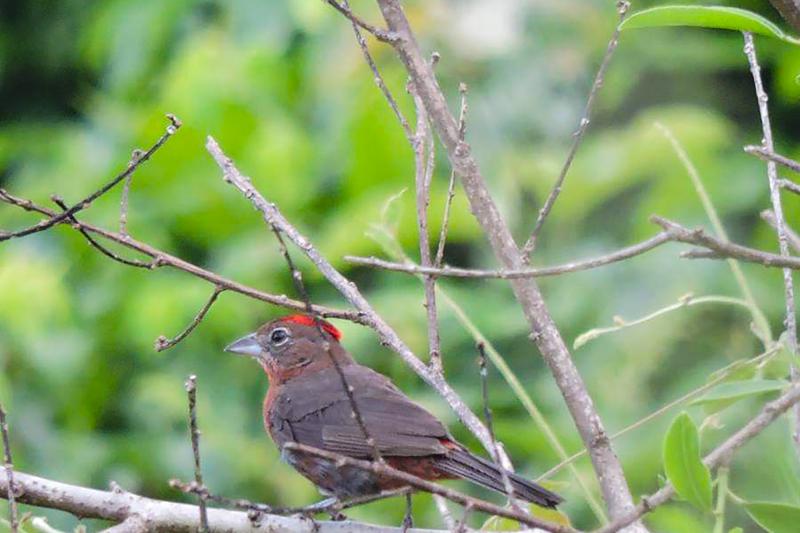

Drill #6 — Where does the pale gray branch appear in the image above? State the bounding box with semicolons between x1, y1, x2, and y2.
0;467;442;533
743;32;800;454
346;231;673;279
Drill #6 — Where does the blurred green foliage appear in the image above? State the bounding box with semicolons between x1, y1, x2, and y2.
2;0;800;531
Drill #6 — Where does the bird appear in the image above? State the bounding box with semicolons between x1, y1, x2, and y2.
225;313;563;509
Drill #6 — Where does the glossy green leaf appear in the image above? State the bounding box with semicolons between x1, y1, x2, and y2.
621;6;800;45
690;379;787;407
745;502;800;533
663;412;712;511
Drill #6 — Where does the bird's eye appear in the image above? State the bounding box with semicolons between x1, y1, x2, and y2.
269;327;290;346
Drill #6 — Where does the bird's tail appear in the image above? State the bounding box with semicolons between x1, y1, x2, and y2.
434;448;563;508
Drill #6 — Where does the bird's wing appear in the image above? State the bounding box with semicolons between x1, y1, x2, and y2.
272;364;450;457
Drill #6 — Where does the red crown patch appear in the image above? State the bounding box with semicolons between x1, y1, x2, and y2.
282;314;343;341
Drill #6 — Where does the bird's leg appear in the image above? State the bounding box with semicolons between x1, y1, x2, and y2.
402;492;414;531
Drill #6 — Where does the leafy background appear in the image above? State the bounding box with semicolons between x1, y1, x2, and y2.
1;0;800;531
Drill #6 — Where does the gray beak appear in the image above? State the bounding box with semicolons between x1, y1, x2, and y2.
224;332;262;357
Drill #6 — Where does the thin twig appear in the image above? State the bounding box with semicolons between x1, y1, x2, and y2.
652;215;800;270
476;343;520;511
283;443;573;533
347;231;673;279
325;0;398;42
434;83;468;269
0;405;18;533
521;1;630;257
409;79;442;373
339;0;412;141
743;31;800;454
454;503;473;533
594;383;800;533
0;189;360;323
0;114;180;242
745;145;800;173
119;149;142;236
155;287;224;351
184;376;209;532
779;178;800;195
51;195;154;268
761;210;800;253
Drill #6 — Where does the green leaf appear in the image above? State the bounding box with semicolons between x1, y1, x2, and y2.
745;502;800;533
621;6;800;46
728;528;743;533
663;412;713;511
690;380;787;409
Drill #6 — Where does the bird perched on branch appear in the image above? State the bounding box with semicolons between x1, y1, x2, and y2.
225;314;562;508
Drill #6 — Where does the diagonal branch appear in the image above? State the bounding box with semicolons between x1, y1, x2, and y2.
155;288;224;351
0;189;359;323
371;1;640;525
521;1;630;257
0;114;180;242
743;32;800;454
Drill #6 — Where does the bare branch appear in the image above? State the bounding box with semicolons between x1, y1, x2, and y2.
155;288;224;352
119;149;142;237
594;383;800;533
347;231;673;279
521;1;630;257
183;376;209;532
0;405;18;533
283;443;574;533
0;190;360;323
373;1;641;523
0;114;180;242
409;79;442;373
50;195;153;269
434;83;468;269
762;210;800;253
652;216;800;270
745;145;800;174
743;32;799;456
476;343;520;511
325;0;398;42
337;0;412;141
0;466;442;533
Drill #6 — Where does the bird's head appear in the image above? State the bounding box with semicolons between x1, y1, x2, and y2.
225;314;350;382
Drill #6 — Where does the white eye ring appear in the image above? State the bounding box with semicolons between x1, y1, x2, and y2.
269;327;291;346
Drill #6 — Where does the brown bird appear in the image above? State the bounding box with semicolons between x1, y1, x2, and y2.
225;314;562;508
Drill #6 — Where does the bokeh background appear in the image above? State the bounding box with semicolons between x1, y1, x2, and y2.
2;0;800;531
